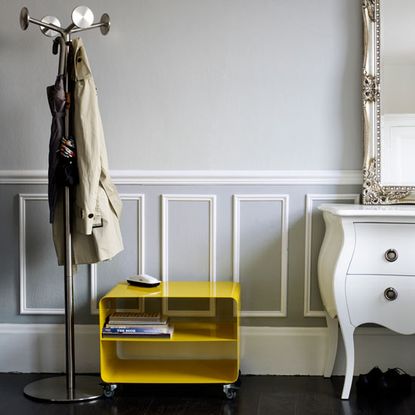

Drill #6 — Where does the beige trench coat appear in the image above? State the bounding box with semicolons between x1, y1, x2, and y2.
53;38;123;265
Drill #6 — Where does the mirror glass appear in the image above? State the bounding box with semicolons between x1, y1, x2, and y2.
380;0;415;186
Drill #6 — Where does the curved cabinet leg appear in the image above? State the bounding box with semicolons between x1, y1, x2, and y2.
340;323;355;400
324;312;339;378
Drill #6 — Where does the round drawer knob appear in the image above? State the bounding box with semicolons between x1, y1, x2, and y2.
384;287;398;301
385;249;398;262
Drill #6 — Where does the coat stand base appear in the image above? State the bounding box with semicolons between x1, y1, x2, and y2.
23;375;103;402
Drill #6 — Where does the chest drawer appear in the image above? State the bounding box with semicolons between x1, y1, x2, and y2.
346;274;415;334
348;223;415;275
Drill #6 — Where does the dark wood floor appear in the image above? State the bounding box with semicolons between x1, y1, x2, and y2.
1;374;415;415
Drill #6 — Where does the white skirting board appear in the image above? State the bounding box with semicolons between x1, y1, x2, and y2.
0;324;100;373
1;324;415;374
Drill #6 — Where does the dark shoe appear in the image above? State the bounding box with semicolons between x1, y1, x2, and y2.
379;368;412;397
356;367;383;395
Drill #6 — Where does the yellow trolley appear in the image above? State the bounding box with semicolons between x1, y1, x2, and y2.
99;281;240;398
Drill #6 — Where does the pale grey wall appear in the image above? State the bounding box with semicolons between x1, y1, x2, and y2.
0;0;361;170
0;1;363;327
382;64;415;113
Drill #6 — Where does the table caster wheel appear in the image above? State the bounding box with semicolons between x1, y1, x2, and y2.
223;384;238;400
103;383;117;398
224;388;237;400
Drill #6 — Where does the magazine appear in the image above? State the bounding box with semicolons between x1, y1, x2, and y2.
108;312;168;325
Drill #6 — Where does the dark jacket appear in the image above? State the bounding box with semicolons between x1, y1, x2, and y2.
46;75;65;223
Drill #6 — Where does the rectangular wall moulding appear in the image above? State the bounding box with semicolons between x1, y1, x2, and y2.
233;195;289;317
161;194;216;282
161;194;217;317
19;194;64;315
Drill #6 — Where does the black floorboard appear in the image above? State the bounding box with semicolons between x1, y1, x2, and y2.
1;374;415;415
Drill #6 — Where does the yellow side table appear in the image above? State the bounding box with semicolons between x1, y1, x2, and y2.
99;281;240;398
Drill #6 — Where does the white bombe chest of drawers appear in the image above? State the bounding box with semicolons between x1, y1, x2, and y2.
318;204;415;399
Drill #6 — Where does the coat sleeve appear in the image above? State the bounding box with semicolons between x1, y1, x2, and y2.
73;45;103;235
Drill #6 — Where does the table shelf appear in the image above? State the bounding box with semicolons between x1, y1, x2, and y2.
101;359;239;384
101;322;237;342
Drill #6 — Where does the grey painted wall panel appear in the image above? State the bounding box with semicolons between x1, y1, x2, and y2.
309;208;326;313
24;198;63;310
0;183;363;325
167;200;210;281
239;201;282;312
216;192;233;280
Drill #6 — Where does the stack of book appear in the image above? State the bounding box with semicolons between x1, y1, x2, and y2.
102;312;173;338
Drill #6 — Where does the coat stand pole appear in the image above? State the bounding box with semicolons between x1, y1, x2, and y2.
20;6;110;402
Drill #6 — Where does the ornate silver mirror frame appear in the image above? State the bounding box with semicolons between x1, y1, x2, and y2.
362;0;414;204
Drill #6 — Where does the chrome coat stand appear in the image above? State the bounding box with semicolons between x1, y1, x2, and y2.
20;5;110;403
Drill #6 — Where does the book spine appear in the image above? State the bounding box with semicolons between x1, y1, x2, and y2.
109;313;161;320
102;332;171;338
102;327;170;334
108;320;168;325
106;324;169;330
